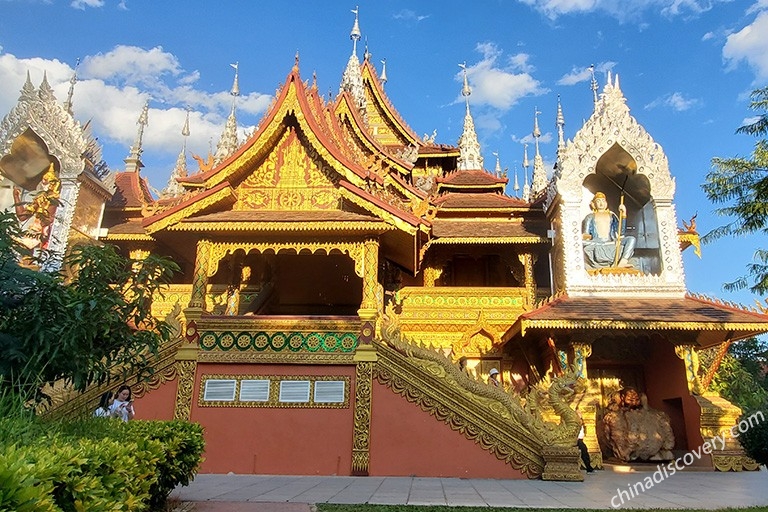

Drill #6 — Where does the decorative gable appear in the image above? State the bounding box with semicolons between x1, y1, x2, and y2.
548;74;686;298
234;128;340;211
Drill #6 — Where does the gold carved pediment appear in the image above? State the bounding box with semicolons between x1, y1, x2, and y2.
234;128;339;211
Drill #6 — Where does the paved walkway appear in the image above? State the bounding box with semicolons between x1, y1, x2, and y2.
170;468;768;510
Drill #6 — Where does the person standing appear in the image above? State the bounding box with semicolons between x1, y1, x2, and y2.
488;368;501;387
93;391;116;418
578;420;595;473
110;385;135;421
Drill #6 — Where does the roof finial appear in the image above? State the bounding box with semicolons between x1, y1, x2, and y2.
380;58;388;85
350;6;361;57
124;100;149;173
522;143;531;202
589;64;599;108
364;37;371;61
556;94;565;149
164;107;191;197
214;63;241;165
456;62;483;171
64;58;80;116
493;151;501;177
230;62;240;97
513;164;520;196
293;52;299;72
531;107;547;196
340;7;367;119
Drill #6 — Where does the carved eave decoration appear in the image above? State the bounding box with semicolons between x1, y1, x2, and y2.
503;294;768;348
428;236;547;245
333;91;414;178
104;232;155;242
141;181;236;234
360;59;423;149
338;180;424;236
169;214;394;235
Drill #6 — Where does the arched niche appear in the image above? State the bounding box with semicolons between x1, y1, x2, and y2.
582;143;660;274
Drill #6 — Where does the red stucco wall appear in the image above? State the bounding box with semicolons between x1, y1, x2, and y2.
191;363;355;475
132;375;177;421
368;380;526;478
643;339;707;466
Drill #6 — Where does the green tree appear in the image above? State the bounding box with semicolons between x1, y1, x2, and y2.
0;211;179;402
703;86;768;293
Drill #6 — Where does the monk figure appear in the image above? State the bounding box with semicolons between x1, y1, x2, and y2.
582;191;635;269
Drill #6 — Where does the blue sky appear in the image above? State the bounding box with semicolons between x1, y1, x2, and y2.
1;0;768;308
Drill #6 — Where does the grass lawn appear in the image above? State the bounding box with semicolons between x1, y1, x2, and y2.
317;507;768;512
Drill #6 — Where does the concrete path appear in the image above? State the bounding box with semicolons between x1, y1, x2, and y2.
170;468;768;510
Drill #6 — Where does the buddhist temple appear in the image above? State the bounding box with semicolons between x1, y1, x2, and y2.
2;10;767;481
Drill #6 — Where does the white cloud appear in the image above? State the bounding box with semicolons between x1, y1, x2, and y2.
392;9;430;22
644;92;700;111
71;0;104;9
458;43;546;111
519;0;727;21
81;45;184;86
0;47;272;184
557;61;616;86
723;8;768;83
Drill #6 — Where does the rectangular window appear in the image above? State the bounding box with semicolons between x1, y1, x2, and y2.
239;379;270;402
203;379;236;402
314;380;345;403
279;380;310;403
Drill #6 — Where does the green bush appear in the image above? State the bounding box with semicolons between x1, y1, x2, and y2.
0;416;204;512
737;407;768;466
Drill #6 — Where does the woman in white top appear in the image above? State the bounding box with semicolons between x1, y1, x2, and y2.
93;391;115;417
110;385;135;421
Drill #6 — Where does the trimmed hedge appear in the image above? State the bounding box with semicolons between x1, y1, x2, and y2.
0;418;204;512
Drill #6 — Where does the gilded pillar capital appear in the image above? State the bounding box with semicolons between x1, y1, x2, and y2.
674;344;703;395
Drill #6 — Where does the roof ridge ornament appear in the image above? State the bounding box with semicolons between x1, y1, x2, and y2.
522;143;530;202
124;100;149;173
350;6;361;56
589;64;599;109
339;7;367;121
163;107;190;197
531;107;548;197
380;58;387;85
64;58;80;116
214;63;241;165
456;62;483;171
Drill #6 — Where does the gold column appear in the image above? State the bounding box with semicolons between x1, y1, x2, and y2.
351;346;377;475
189;239;211;311
517;252;537;308
570;342;593;379
674;344;703;395
172;359;197;420
357;239;379;344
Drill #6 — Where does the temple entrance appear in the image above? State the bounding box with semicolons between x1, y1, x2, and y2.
210;250;362;316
